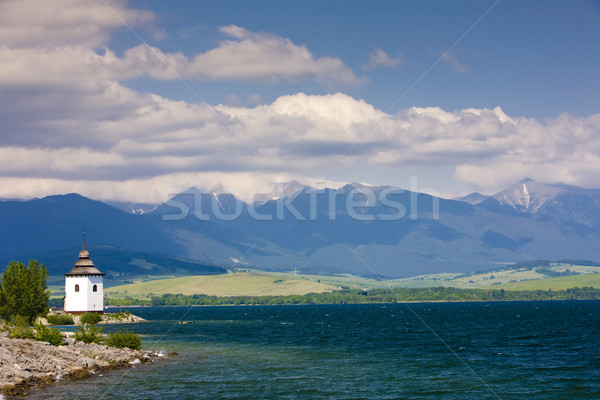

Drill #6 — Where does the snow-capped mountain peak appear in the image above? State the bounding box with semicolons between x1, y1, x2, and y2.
492;179;563;212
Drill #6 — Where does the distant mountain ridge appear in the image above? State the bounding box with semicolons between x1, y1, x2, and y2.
0;245;226;278
457;178;600;229
1;179;599;278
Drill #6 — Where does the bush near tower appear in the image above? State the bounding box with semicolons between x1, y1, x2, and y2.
79;311;102;325
0;260;50;324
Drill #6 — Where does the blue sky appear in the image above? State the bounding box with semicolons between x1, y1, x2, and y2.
0;0;599;202
117;0;600;117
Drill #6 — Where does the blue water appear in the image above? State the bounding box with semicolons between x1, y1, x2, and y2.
26;302;600;399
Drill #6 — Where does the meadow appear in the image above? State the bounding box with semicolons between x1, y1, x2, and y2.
105;271;340;298
47;262;600;301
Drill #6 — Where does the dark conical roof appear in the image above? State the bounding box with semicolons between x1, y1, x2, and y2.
65;233;105;276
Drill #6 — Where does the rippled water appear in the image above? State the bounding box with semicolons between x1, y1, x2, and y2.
26;301;600;399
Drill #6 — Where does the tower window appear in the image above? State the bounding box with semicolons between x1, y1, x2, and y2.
93;284;98;292
74;284;80;292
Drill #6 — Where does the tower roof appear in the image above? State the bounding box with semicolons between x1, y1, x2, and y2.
65;233;105;276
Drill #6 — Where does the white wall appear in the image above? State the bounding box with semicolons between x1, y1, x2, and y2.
64;275;103;312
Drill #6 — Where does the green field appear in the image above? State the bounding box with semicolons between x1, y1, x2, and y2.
488;273;600;290
51;262;600;299
106;271;341;297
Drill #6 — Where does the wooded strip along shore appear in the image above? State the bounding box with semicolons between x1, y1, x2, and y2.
99;286;600;306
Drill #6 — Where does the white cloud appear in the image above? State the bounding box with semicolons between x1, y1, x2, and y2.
2;79;599;201
362;48;404;70
121;25;360;85
0;0;154;48
1;0;599;202
117;24;359;85
0;173;347;204
0;1;359;87
440;52;470;75
453;113;600;191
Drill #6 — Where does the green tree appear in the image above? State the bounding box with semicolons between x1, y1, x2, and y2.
0;260;50;324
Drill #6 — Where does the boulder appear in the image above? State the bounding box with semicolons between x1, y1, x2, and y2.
0;336;157;397
76;357;98;370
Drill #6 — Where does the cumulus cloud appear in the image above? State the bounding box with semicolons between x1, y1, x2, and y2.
453;113;600;191
1;0;599;202
362;48;404;70
114;25;360;85
0;1;359;87
2;78;599;201
195;25;359;85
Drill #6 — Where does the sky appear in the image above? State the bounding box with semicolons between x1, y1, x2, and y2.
1;0;599;203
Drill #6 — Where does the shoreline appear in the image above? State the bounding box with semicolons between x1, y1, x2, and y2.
106;286;600;307
0;336;161;398
106;297;600;308
44;310;147;325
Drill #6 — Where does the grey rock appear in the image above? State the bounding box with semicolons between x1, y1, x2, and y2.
76;357;98;370
14;369;32;380
0;336;156;396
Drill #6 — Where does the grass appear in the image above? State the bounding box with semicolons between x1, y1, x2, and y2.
244;271;393;290
488;273;600;290
53;262;600;299
106;271;341;297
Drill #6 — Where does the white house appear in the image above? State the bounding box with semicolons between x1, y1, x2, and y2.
64;234;105;314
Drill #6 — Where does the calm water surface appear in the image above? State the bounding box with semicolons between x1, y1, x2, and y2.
26;301;600;399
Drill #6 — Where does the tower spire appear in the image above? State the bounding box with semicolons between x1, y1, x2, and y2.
83;231;86;251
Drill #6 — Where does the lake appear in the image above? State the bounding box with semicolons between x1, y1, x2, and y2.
26;301;600;399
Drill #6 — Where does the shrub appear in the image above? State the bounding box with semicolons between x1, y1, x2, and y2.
35;323;65;346
9;326;35;339
74;324;103;344
104;311;134;322
8;315;35;339
105;329;142;350
105;312;124;321
0;260;50;324
80;312;102;325
46;314;74;325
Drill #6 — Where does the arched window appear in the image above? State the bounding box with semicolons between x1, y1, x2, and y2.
74;284;80;292
93;284;98;292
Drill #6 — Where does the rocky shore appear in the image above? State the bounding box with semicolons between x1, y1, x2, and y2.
43;310;147;325
0;336;160;397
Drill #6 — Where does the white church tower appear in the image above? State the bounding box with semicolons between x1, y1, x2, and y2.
64;233;105;314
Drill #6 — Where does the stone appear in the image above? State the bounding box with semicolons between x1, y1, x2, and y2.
67;366;92;380
14;369;33;380
0;335;157;397
76;357;98;370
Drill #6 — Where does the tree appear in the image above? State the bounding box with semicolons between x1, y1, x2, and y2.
0;260;50;324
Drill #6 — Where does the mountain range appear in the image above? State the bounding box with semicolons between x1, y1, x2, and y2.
457;178;600;228
1;179;599;278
